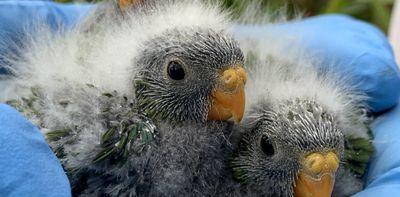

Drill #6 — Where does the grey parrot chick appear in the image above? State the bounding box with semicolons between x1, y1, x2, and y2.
2;0;248;196
231;99;344;197
226;34;373;197
134;27;246;123
3;0;247;124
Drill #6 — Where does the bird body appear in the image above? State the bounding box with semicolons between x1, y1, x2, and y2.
1;0;247;196
0;0;374;196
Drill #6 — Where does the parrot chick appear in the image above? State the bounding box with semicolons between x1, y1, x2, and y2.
232;99;344;197
228;36;373;197
2;0;248;196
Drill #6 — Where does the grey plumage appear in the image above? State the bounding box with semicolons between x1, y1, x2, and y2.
225;32;373;197
64;89;236;196
2;0;247;196
135;28;244;123
230;99;345;197
1;1;374;196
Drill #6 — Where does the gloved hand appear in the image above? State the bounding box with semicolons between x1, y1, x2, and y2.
234;14;400;113
0;1;92;196
1;1;400;197
0;104;71;197
353;100;400;196
0;0;93;75
234;15;400;196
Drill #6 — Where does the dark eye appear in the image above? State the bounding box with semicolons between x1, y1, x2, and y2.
167;61;185;80
260;135;274;156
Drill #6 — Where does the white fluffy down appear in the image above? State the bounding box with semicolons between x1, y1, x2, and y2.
0;1;371;195
0;0;232;169
1;0;231;100
235;28;370;138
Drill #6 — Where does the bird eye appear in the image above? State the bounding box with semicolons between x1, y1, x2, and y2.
167;61;185;80
260;135;274;156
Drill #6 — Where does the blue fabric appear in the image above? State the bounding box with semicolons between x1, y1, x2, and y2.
234;16;400;196
353;100;400;196
0;104;71;197
0;0;93;74
234;15;400;113
1;2;400;196
0;1;91;196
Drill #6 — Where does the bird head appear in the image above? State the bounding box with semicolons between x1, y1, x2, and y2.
231;99;344;197
112;0;247;124
133;27;246;124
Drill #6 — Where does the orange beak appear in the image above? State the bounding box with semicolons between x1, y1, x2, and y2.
294;151;340;197
207;66;247;123
118;0;142;10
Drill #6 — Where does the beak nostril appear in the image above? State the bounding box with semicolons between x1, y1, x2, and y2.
224;74;233;83
305;153;324;175
309;160;316;167
326;152;340;172
222;69;239;90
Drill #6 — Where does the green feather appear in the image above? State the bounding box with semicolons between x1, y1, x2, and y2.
47;129;72;141
7;83;158;167
345;149;371;163
100;107;111;113
101;127;117;144
344;134;374;177
93;120;156;163
102;92;114;97
93;145;118;163
347;137;374;152
128;125;139;142
91;91;157;164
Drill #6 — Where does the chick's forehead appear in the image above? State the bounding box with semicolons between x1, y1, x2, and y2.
255;101;344;151
155;28;244;67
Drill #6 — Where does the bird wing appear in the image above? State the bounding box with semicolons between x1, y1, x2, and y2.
7;84;157;168
90;88;157;164
344;133;374;177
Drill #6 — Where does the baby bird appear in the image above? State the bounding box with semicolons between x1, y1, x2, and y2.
228;33;373;197
2;0;247;196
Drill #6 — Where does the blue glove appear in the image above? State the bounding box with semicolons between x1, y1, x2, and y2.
0;104;71;197
234;15;400;113
234;15;400;196
353;100;400;196
0;1;93;196
0;0;93;74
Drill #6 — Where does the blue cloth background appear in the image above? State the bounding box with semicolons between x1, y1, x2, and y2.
0;104;71;197
235;16;400;195
0;0;92;74
0;1;91;196
234;15;400;113
353;101;400;196
1;1;400;196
